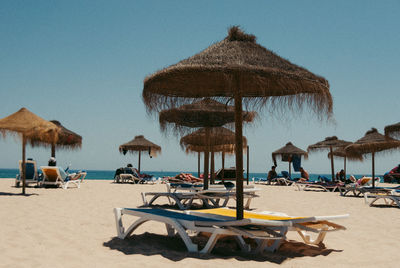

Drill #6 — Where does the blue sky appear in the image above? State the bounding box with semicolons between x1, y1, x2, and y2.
1;0;399;174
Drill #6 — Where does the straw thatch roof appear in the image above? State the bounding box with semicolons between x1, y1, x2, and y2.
328;147;363;161
384;122;400;138
0;107;59;144
30;120;82;150
159;98;257;134
308;136;352;152
143;26;332;119
345;128;400;157
184;144;237;154
180;127;247;149
119;135;161;156
272;142;308;163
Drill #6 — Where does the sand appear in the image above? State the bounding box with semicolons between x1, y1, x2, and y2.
0;179;399;268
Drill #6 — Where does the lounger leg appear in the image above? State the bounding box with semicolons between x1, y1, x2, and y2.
165;223;175;236
296;227;328;245
141;192;149;206
234;236;251;252
254;227;287;253
199;232;221;254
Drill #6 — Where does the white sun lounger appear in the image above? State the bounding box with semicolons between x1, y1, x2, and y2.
114;207;291;254
294;182;340;192
364;191;400;208
142;184;259;209
40;166;82;189
188;208;349;246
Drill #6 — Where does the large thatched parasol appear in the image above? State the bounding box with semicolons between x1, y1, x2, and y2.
345;128;400;187
384;122;400;138
328;147;363;179
143;26;332;219
0;108;59;194
119;135;161;173
308;136;352;181
272;142;308;178
31;120;82;158
159;98;255;189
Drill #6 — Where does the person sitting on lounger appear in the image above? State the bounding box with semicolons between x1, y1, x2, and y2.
48;157;57;166
298;167;309;182
267;166;277;185
336;169;345;182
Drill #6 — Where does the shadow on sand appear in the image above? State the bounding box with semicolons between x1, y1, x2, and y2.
0;192;38;196
103;232;341;264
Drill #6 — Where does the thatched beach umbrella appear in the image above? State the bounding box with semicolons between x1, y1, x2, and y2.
308;136;352;181
272;142;308;178
384;122;400;138
328;147;363;179
159;98;255;189
185;144;236;178
0;108;59;194
31;120;82;158
119;135;161;173
345;128;400;187
143;26;332;219
182;130;247;183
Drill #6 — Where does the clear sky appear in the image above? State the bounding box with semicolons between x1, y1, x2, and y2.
1;0;399;174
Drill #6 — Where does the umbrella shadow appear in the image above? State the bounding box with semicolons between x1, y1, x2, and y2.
103;233;340;264
0;192;38;196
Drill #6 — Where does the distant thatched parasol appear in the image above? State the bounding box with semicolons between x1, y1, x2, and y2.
272;142;308;178
345;128;400;187
328;147;363;179
119;135;161;173
308;136;352;181
384;122;400;138
159;98;256;134
0;108;59;194
160;98;255;189
143;26;332;219
31;120;82;158
182;129;247;182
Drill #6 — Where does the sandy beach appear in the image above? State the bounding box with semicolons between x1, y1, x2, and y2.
0;179;399;268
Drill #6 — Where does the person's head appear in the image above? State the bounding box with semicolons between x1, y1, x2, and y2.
127;163;133;167
48;157;56;166
271;166;276;170
340;169;344;174
299;167;304;171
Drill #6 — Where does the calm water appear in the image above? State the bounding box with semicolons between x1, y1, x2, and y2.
0;168;382;182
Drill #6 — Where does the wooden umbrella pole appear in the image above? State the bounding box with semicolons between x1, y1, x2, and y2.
222;151;225;182
246;145;249;185
210;147;215;184
289;159;291;179
203;127;210;190
372;151;375;188
330;146;335;181
198;152;200;178
344;156;347;180
234;80;244;220
51;143;56;158
22;135;26;195
138;150;141;173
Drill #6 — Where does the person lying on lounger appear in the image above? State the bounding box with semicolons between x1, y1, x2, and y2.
297;167;309;182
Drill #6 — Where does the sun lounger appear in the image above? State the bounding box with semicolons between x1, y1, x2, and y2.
294;181;342;192
114;207;291;254
366;194;400;208
188;208;348;246
15;159;40;187
142;183;259;209
40;166;81;189
339;184;394;197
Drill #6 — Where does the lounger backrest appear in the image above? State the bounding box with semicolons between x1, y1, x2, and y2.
41;167;61;182
18;160;38;180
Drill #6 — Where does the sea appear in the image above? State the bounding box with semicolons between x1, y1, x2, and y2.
0;168;383;182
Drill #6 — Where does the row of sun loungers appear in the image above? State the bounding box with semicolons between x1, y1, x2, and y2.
15;160;86;189
141;183;260;210
114;207;348;254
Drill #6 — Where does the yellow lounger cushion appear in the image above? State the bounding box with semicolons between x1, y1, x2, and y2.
194;208;306;221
